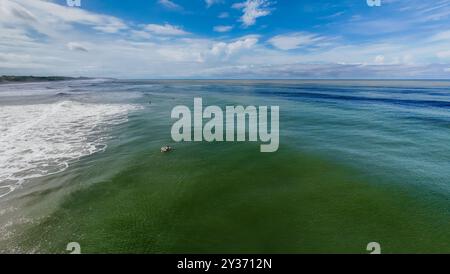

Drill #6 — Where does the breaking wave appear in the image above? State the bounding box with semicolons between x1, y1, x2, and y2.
0;100;141;198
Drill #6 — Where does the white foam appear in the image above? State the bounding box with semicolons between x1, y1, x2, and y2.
0;100;141;198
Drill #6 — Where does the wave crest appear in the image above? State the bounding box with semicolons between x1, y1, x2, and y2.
0;100;141;198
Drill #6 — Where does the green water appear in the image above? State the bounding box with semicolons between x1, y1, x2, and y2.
7;143;449;253
1;80;450;253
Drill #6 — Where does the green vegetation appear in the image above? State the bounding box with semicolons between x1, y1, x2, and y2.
0;75;90;83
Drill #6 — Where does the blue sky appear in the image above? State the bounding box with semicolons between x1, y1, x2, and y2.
1;0;450;78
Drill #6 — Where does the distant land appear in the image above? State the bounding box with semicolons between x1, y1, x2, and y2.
0;75;91;83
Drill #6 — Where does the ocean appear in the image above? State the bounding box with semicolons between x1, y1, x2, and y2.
0;79;449;253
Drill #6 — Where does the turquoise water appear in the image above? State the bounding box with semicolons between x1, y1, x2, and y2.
0;80;449;253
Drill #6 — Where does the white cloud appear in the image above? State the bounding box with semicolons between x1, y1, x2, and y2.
0;0;127;36
67;42;88;52
403;0;450;22
232;0;273;27
200;63;450;79
213;25;233;32
93;20;127;34
1;0;450;79
430;30;450;42
130;30;153;39
209;36;259;57
158;0;183;11
374;55;385;64
268;32;328;50
218;12;229;18
144;23;189;36
206;0;223;7
437;50;450;59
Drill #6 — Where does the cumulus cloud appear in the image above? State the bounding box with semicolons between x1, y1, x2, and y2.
209;36;259;58
1;0;450;79
232;0;273;27
213;25;233;32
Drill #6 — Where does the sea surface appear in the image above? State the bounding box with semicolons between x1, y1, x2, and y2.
0;79;449;253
